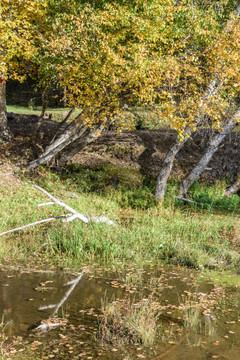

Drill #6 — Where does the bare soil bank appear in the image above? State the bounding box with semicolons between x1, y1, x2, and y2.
1;113;240;183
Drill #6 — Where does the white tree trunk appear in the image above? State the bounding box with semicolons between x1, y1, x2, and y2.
154;135;187;200
154;80;218;200
225;174;240;196
27;121;88;168
179;110;239;197
57;123;104;167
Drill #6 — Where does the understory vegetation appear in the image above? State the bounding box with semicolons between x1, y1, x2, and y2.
0;164;240;271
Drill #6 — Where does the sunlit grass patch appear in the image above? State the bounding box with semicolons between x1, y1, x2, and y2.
183;180;240;212
0;166;240;270
7;105;79;122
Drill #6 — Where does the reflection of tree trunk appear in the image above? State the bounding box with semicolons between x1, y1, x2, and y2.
0;73;10;141
225;174;240;196
179;111;239;197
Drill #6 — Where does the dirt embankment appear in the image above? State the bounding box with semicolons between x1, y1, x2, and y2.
1;113;240;183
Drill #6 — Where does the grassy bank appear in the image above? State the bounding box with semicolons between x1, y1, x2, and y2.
0;165;240;270
6;105;79;122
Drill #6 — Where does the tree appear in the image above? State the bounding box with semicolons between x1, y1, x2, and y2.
0;0;47;138
1;0;240;182
225;173;240;196
179;109;240;198
155;1;240;199
0;71;9;140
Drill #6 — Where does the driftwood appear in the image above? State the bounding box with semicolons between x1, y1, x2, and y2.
34;185;90;223
34;185;115;225
0;214;72;237
36;271;84;332
0;185;115;237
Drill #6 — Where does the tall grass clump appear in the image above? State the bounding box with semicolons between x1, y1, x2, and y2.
99;295;160;347
185;180;240;212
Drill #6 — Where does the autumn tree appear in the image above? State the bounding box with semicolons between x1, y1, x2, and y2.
178;3;240;198
0;0;49;138
1;0;240;194
154;1;240;199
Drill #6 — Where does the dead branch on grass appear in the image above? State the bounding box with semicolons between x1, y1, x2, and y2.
0;185;115;237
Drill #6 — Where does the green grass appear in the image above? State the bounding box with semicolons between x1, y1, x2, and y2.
0;165;240;270
7;105;80;122
6;105;171;129
99;294;160;346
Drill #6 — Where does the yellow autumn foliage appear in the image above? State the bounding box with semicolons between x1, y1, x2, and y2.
0;0;239;131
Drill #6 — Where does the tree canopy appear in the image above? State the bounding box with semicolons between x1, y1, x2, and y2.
1;0;239;132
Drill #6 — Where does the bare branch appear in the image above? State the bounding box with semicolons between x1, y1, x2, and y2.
0;214;72;237
34;185;116;225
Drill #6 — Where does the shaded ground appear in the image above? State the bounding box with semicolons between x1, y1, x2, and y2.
0;113;240;183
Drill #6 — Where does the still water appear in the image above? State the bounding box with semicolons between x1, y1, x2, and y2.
0;265;240;359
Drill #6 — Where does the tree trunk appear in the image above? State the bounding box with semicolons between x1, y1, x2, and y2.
225;174;240;196
56;123;104;167
44;113;82;155
50;107;75;145
179;111;239;197
27;118;104;169
0;73;10;141
27;121;88;169
154;135;188;200
154;80;218;200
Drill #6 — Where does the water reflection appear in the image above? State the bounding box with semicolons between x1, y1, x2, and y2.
0;265;240;359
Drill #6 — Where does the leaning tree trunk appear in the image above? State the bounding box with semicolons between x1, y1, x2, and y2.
27;121;87;169
43;112;83;156
225;174;240;196
179;110;240;197
154;134;189;200
56;123;104;167
0;73;10;141
154;3;240;201
50;107;75;145
154;80;218;200
27;118;104;169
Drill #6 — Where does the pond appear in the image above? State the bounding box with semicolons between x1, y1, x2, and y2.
0;264;240;359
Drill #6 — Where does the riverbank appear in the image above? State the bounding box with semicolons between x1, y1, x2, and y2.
0;164;240;271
